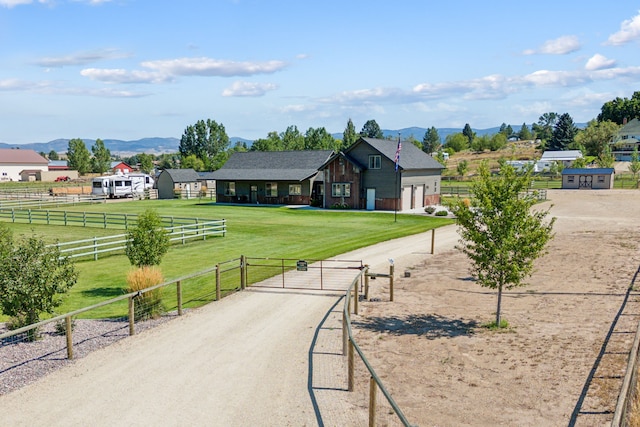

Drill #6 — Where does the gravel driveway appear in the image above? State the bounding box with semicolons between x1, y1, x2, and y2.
0;222;458;426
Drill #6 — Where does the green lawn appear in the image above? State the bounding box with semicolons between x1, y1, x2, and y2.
1;200;453;320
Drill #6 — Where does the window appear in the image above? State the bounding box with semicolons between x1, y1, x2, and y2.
225;182;236;196
266;182;278;197
567;176;574;183
332;183;351;197
289;184;301;196
368;155;381;169
597;175;605;183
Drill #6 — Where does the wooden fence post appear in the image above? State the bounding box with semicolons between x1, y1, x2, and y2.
348;341;355;392
65;316;73;360
369;376;377;427
342;311;348;356
389;264;395;302
240;255;246;290
431;228;435;255
364;265;370;300
215;264;221;301
176;280;183;315
128;296;135;336
354;283;359;315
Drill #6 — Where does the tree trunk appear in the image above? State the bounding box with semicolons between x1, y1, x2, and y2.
495;285;503;327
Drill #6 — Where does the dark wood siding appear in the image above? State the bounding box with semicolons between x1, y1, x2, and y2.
322;156;361;208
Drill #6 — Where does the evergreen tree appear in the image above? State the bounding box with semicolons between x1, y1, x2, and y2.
548;113;577;151
519;123;532;140
48;150;59;160
462;123;475;145
422;127;441;153
342;118;358;148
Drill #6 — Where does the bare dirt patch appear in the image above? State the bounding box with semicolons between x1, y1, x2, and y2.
348;190;640;426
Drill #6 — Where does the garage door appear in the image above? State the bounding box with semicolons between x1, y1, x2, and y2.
414;185;424;209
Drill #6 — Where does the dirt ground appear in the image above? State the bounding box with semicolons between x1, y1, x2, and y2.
348;189;640;426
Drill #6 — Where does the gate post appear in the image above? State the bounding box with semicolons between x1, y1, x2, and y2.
176;280;183;315
348;341;355;392
369;376;377;427
431;228;436;254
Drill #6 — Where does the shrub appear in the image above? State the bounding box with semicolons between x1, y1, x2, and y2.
424;206;436;214
435;210;449;216
126;266;165;321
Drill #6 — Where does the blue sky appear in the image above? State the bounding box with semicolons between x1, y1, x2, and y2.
1;0;640;145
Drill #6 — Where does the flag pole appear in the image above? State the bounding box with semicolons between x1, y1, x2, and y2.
394;133;401;222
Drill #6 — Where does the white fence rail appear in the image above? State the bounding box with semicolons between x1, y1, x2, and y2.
52;219;226;260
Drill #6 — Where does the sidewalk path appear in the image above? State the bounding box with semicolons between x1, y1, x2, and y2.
0;225;459;426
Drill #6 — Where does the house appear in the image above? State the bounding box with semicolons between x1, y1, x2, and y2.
505;160;553;173
156;169;202;199
611;118;640;161
562;168;614;189
209;150;333;205
540;150;583;167
0;148;48;181
318;137;444;211
111;161;134;175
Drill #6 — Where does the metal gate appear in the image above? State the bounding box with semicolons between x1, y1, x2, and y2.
245;257;364;291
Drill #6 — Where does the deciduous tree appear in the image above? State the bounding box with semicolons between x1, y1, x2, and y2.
91;139;111;174
598;91;640;124
361;119;383;139
574;119;619;157
451;162;555;327
125;209;170;268
67;138;91;175
629;146;640;183
0;225;77;340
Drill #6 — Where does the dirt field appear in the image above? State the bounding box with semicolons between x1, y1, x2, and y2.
348;189;640;426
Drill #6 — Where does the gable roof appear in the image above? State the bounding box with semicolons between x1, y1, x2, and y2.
540;150;583;161
160;168;200;182
209;150;334;181
562;168;614;175
348;137;444;170
619;118;640;135
0;149;47;165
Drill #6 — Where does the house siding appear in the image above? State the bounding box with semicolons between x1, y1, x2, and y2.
562;169;614;190
322;157;361;209
216;179;314;205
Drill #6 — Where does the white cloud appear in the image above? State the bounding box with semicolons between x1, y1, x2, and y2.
222;81;278;97
80;68;172;84
523;35;581;55
34;49;128;67
585;54;617;71
606;11;640;45
0;0;35;7
141;57;287;77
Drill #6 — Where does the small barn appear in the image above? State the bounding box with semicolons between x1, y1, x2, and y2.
562;168;615;189
156;169;201;199
0;148;48;181
540;150;583;167
111;161;134;175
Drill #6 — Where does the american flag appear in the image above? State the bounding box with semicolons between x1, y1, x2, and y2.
394;138;402;171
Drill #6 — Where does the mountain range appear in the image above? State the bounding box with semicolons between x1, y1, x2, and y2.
0;125;552;156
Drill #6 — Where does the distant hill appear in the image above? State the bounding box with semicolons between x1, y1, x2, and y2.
3;124;587;155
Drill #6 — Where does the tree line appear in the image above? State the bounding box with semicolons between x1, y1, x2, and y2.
55;90;640;174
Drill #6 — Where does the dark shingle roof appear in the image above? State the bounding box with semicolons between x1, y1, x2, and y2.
209;150;333;181
352;138;444;170
161;168;200;182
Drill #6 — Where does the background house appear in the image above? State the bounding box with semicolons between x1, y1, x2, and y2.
319;137;444;211
562;168;614;189
111;161;134;174
0;148;48;181
611;118;640;161
209;150;333;205
540;150;583;167
156;169;201;199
